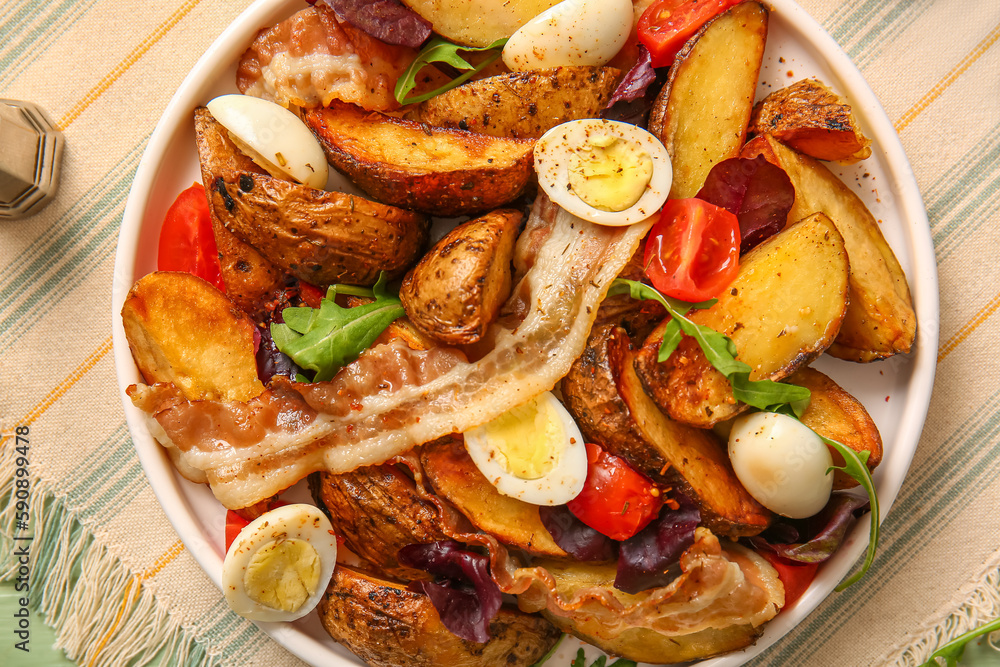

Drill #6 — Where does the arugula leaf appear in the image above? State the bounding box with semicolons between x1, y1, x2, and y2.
394;37;507;105
270;273;404;382
916;616;1000;667
821;436;880;591
568;648;637;667
610;279;808;411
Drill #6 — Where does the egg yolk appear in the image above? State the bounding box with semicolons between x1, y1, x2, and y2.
568;133;653;212
243;538;320;612
483;395;563;480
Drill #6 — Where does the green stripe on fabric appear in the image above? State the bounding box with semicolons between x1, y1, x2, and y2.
197;598;266;658
823;0;933;68
0;137;148;353
0;0;98;89
60;423;145;528
924;122;1000;262
749;391;1000;665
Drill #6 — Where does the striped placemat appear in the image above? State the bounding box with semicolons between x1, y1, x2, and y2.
0;1;997;666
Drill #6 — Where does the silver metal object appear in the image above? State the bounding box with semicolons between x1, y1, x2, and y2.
0;99;64;219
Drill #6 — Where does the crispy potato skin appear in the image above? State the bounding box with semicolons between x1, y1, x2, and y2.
749;78;872;163
194;108;285;312
788;367;883;489
400;209;521;345
399;0;561;46
310;466;449;581
319;566;562;667
305;102;534;216
599;329;771;538
407;67;620;139
210;172;429;286
648;2;768;198
635;213;850;427
419;438;568;558
121;271;264;402
742;134;916;361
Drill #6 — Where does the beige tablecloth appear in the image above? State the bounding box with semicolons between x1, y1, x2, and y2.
1;0;998;665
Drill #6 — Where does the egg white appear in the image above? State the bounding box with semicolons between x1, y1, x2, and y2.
534;118;672;226
502;0;633;71
728;412;833;519
207;94;329;189
464;391;588;506
222;503;337;622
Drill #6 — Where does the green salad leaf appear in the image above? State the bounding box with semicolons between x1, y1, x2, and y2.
609;279;810;411
916;616;1000;667
569;648;636;667
821;435;880;591
394;37;507;106
270;273;404;382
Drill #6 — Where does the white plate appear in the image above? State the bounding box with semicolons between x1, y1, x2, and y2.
111;1;939;665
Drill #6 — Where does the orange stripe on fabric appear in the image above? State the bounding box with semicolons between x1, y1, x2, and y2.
939;291;1000;362
21;336;112;425
58;0;204;130
895;21;1000;133
86;540;186;666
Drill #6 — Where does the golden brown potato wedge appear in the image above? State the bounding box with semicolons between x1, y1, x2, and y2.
634;213;850;427
195;107;428;287
749;78;872;163
319;565;561;667
399;0;561;46
305;102;535;216
406;67;620;139
400;209;521;345
605;330;771;538
648;1;768;198
310;466;449;581
121;271;264;402
742;134;916;361
194;107;286;312
419;438;568;558
787;367;883;489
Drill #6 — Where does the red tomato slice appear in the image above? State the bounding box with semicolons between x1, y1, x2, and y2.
158;183;225;291
638;0;743;68
224;510;250;553
566;443;665;541
643;198;740;303
760;552;820;608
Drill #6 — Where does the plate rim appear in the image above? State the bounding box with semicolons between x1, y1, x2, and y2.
110;0;940;664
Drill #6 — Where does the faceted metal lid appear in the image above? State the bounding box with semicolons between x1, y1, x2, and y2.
0;99;64;220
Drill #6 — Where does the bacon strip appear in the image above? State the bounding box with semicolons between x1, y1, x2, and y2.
129;196;652;509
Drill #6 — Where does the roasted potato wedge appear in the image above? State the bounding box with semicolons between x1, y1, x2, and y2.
787;367;883;489
305;102;535;216
648;1;768;198
742;134;916;361
635;213;850;427
749;78;872;163
320;565;561;667
420;438;568;558
121;271;264;402
196;107;428;287
194;107;285;312
399;0;561;46
603;329;771;538
310;466;449;581
407;67;620;139
400;209;521;345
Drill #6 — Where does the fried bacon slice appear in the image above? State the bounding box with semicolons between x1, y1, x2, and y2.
128;195;651;510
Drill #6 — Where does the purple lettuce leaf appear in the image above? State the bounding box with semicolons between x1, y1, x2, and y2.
397;541;502;643
602;47;667;127
255;324;303;384
614;498;701;594
311;0;431;48
749;493;870;564
539;505;617;562
696;155;795;255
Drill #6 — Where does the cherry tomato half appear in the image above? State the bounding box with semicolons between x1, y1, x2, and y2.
566;443;665;541
760;551;820;608
158;182;225;291
224;510;251;553
643;198;740;303
638;0;743;68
